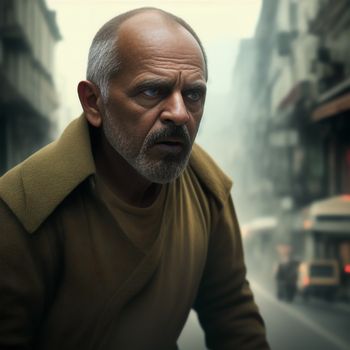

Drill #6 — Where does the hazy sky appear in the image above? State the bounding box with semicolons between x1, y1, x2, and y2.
47;0;262;127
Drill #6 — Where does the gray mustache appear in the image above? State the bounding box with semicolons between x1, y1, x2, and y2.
145;125;191;148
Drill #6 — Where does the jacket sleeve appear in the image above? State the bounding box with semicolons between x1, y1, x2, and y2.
0;199;58;349
193;195;270;350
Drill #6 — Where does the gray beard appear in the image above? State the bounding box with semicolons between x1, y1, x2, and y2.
102;111;192;184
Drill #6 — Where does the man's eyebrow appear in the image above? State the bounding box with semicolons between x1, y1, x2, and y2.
134;78;174;90
133;78;207;91
185;82;207;92
129;78;207;98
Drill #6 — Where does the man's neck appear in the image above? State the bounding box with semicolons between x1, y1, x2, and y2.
91;128;162;207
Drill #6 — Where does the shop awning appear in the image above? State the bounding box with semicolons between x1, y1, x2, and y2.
312;92;350;122
241;217;278;239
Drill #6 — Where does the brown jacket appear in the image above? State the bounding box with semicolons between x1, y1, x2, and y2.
0;116;269;349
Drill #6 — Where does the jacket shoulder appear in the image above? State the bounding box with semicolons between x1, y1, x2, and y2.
189;144;232;206
0;142;57;233
0;116;95;233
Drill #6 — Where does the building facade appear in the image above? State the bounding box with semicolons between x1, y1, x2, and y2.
233;0;350;293
0;0;61;174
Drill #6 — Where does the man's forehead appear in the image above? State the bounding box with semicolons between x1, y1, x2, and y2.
117;11;205;65
110;10;207;81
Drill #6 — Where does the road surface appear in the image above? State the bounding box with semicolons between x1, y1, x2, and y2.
178;280;350;349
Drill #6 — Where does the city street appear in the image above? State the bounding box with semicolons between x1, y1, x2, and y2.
178;280;350;350
2;1;350;349
252;281;350;350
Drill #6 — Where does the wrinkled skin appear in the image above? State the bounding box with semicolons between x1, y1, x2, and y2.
100;12;207;184
79;11;207;205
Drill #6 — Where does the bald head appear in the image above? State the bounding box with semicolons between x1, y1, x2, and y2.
86;7;207;100
116;12;206;78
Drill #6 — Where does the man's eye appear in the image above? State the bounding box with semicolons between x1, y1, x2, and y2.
142;87;160;97
185;90;202;102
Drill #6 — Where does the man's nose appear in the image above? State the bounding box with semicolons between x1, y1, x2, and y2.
160;92;189;125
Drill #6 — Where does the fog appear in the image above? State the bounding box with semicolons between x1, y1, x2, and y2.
1;0;350;349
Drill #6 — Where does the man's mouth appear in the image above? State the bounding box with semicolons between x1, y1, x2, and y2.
152;138;186;154
156;137;184;145
145;126;191;156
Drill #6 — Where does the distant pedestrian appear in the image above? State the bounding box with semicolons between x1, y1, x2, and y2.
275;257;299;301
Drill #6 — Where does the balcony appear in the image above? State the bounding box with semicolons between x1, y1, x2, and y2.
309;0;350;36
0;0;60;77
0;49;58;118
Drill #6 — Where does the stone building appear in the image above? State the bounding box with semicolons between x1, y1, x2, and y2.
0;0;61;174
233;0;350;289
230;1;279;221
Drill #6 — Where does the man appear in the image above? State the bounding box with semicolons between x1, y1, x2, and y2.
0;7;270;350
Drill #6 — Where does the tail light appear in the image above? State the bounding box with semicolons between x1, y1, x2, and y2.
344;264;350;274
341;195;350;201
303;276;310;286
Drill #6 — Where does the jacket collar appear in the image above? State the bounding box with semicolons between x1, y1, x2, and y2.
0;115;95;233
0;114;232;233
189;143;232;206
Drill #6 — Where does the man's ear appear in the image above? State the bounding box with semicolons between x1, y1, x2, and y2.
77;80;103;127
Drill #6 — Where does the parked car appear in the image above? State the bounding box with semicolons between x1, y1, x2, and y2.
297;260;340;301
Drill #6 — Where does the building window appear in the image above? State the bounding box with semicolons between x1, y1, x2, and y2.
289;1;298;31
0;117;8;175
342;147;350;193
